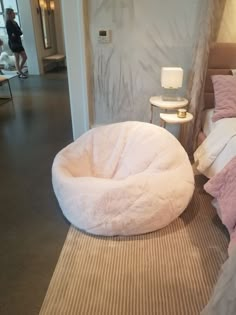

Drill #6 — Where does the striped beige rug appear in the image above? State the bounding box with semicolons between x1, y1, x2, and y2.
40;176;228;315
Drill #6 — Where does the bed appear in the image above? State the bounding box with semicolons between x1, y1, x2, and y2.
194;43;236;250
194;43;236;314
194;42;236;179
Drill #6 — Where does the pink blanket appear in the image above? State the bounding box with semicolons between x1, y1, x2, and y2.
204;157;236;254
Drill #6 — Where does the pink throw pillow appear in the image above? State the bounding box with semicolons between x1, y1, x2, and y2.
211;75;236;122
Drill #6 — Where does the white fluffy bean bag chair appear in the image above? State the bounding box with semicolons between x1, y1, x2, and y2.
52;121;194;236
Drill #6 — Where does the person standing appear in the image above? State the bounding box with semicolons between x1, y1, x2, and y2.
5;8;27;79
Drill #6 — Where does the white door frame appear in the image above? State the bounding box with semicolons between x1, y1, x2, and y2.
60;0;90;140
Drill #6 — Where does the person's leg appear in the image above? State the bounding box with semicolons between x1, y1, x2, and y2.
19;51;27;73
14;52;20;73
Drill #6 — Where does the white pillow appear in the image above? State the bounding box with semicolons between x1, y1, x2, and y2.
211;198;222;220
231;69;236;76
202;109;216;136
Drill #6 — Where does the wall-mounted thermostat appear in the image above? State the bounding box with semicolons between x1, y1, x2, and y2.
98;29;112;44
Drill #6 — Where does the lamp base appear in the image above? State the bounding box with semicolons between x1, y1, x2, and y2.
161;95;184;102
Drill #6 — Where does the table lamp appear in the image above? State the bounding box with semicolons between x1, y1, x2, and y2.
161;67;183;101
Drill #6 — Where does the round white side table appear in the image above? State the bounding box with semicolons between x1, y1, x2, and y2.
149;96;188;124
160;112;193;128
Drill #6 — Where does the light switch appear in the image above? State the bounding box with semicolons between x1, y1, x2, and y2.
98;29;112;44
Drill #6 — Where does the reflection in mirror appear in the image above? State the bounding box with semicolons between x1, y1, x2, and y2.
38;0;55;49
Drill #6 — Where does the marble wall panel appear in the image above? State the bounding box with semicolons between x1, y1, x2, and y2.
88;0;203;125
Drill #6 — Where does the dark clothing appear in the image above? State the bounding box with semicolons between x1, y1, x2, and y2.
6;20;24;53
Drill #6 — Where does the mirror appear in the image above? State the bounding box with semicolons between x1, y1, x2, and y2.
38;0;55;49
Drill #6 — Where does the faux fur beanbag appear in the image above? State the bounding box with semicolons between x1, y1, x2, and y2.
52;121;194;236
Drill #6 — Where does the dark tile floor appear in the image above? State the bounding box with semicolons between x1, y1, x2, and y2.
0;70;72;315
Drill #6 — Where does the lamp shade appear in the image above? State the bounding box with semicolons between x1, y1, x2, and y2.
161;67;183;89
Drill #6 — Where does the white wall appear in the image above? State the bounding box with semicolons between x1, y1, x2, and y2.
89;0;203;127
18;0;40;74
60;0;90;139
57;0;205;139
30;0;206;140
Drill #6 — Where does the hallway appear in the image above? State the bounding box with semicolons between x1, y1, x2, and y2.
0;71;72;315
